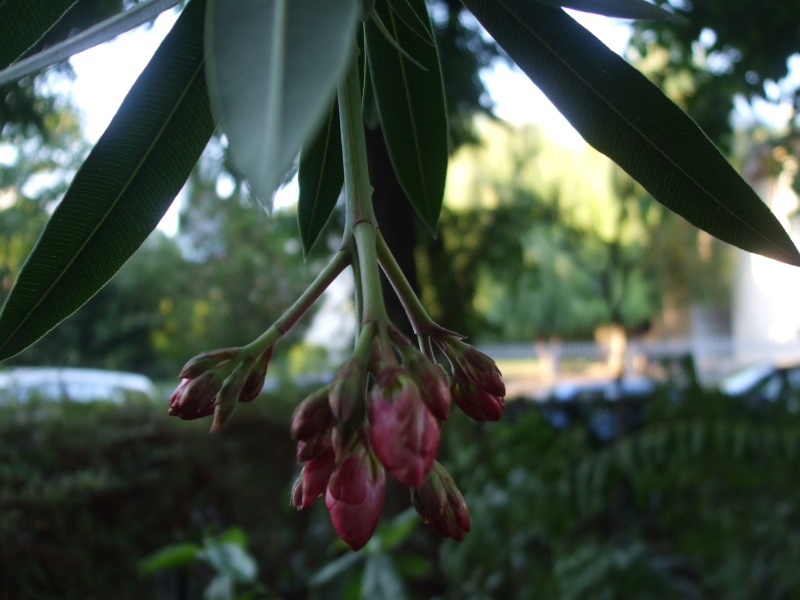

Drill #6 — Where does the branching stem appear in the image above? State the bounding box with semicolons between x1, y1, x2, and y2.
242;249;351;356
376;231;445;338
338;45;390;332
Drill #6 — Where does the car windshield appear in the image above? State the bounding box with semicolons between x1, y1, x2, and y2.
720;364;775;396
0;367;158;403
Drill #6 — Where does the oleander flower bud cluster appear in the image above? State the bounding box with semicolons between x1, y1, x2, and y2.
288;327;506;550
168;345;274;431
166;286;506;550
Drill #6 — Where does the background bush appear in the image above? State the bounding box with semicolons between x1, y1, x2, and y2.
3;387;800;599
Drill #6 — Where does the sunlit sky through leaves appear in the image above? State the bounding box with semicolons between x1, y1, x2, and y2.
67;7;631;235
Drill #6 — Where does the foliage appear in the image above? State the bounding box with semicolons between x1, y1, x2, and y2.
140;528;262;600
426;119;731;339
0;142;324;376
629;0;800;150
0;394;314;600
2;0;800;575
0;0;798;359
5;386;800;598
438;392;800;599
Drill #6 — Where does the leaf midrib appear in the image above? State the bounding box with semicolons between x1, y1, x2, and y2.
0;57;205;352
388;6;433;221
493;0;791;260
307;103;339;236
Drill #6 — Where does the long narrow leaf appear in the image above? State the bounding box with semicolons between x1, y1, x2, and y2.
386;0;434;45
298;98;344;256
461;0;800;266
365;0;448;234
0;0;182;87
533;0;681;21
204;0;360;211
0;0;77;69
0;0;215;360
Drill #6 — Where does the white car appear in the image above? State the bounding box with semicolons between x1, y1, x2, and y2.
0;367;158;404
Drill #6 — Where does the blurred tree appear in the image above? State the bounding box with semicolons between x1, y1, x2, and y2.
371;0;502;337
423;118;730;341
174;142;334;364
629;0;800;152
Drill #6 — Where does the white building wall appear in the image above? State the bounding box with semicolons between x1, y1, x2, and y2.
732;150;800;365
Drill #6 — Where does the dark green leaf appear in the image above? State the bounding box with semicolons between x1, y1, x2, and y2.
376;507;418;550
309;551;364;586
365;0;448;235
0;0;183;86
199;542;258;583
369;11;427;71
0;0;77;68
361;555;407;600
217;527;249;547
386;0;434;45
533;0;681;21
298;97;344;256
205;0;360;210
461;0;800;266
139;542;201;574
0;0;215;361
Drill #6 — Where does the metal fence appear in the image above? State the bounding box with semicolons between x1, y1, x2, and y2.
479;336;800;395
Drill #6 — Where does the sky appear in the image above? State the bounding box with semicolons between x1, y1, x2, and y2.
66;7;632;234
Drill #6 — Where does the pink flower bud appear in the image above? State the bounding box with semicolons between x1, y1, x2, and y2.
239;346;274;403
451;378;504;422
457;345;505;397
168;372;222;420
292;450;336;510
368;367;440;487
296;429;333;461
325;449;386;551
403;349;451;420
438;339;505;421
329;359;366;424
331;422;360;461
290;386;333;441
411;461;471;541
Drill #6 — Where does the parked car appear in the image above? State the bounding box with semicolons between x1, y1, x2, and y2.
538;376;657;441
719;362;800;412
0;367;159;404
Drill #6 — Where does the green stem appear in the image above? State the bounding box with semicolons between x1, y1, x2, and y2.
338;45;389;330
350;247;364;332
354;224;388;325
242;250;351;356
339;46;376;235
376;231;443;336
419;334;435;361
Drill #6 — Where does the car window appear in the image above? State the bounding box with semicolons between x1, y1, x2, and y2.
786;368;800;389
759;374;784;403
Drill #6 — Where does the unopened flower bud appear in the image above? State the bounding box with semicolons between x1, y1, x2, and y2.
290;386;333;441
329;359;366;424
411;461;470;541
456;345;505;397
292;450;336;510
325;449;386;550
402;348;451;420
210;360;252;432
331;422;360;461
179;348;239;379
439;339;505;421
368;367;439;487
168;372;222;420
239;345;274;403
451;378;504;422
296;429;333;461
